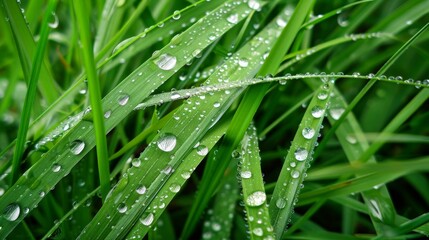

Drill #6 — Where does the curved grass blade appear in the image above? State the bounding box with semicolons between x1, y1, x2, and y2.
0;0;250;237
268;81;333;238
201;162;238;240
240;124;274;240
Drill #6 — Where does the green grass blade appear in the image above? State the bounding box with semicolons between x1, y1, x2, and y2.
72;0;110;200
240;124;274;239
269;81;333;238
10;0;58;183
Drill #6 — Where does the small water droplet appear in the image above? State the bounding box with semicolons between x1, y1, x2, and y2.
140;213;154;226
213;102;221;108
172;10;181;20
317;91;328;100
311;106;324;118
136;185;147;195
117;203;127;213
118;94;130;106
246;191;266;207
252;227;263;236
291;170;300;179
52;164;61;172
226;13;239;24
132;158;141;167
294;148;308;161
169;183;181;193
104;110;112;119
302;128;315;139
157;133;177;152
238;58;249;68
155;54;177;70
70;140;85;155
3;203;20;221
196;145;208;156
276;198;286;209
240;171;252;179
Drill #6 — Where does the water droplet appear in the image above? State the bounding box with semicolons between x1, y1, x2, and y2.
291;170;300;179
118;94;130;106
246;191;266;207
226;13;239;24
104;110;112;119
3;203;20;221
294;148;308;161
213;102;221;108
161;165;173;174
48;12;59;29
157;133;177;152
238;58;249;68
329;108;345;120
248;0;261;11
171;92;180;100
317;91;328;100
196;145;208;156
337;13;349;27
212;222;221;231
346;135;357;144
181;171;191;179
140;213;154;226
311;106;324;118
252;227;263;236
276;198;286;209
136;185;147;195
52;164;61;172
117;203;127;213
70;140;85;155
240;171;252;179
302;128;315;139
172;10;181;20
169;183;181;193
132;158;141;167
0;188;4;196
155;54;177;70
276;18;287;27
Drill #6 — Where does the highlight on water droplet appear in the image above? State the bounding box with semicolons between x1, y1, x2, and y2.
70;140;85;155
140;213;155;226
294;147;308;161
155;53;177;70
157;133;177;152
246;191;266;207
3;203;20;221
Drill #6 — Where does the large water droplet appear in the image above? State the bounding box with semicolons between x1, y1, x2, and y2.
118;94;130;106
294;148;308;161
117;203;127;213
132;158;141;167
157;133;177;152
136;185;147;195
226;13;239;24
302;128;315;139
3;203;20;221
311;106;324;118
70;140;85;155
196;145;208;156
155;54;177;70
52;164;61;173
276;18;287;27
329;108;345;120
248;0;261;11
246;191;266;207
171;92;181;100
276;198;286;209
252;227;263;236
169;183;181;193
291;170;300;179
140;213;154;226
181;171;191;179
238;58;249;68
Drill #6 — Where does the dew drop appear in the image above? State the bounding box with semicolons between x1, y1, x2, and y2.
171;92;181;100
132;158;141;167
246;191;266;207
329;108;345;120
104;110;112;119
181;171;191;179
238;58;249;68
317;91;328;100
276;198;286;209
172;10;181;20
52;164;61;173
302;128;315;139
294;148;308;161
70;140;85;155
252;227;263;236
248;0;261;11
140;213;154;226
213;102;221;108
157;133;177;152
311;106;324;118
226;13;239;24
117;203;127;213
196;145;209;156
136;185;147;195
169;183;181;193
118;94;130;106
48;12;59;29
240;170;252;179
276;18;287;27
291;170;300;179
155;54;177;70
3;203;20;221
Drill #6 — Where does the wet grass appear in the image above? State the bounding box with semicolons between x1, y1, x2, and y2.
0;0;429;239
